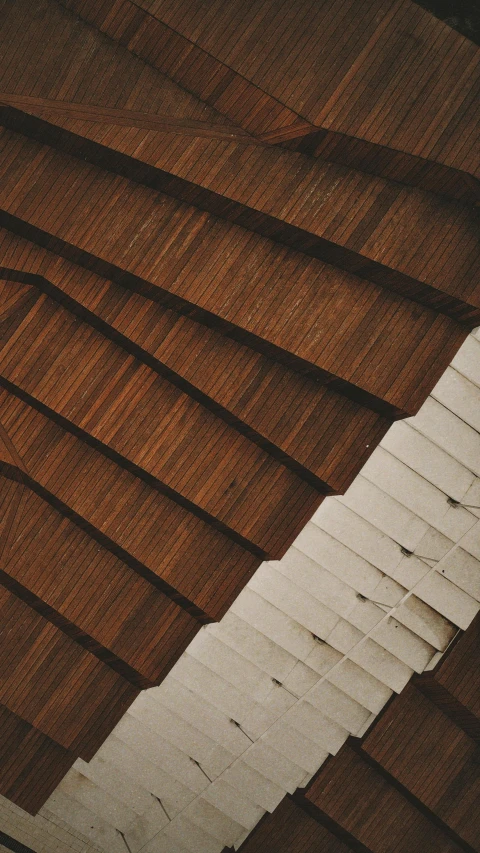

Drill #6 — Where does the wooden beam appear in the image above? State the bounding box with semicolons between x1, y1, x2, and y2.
0;92;260;142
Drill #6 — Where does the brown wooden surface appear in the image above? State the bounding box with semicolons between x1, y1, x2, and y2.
0;704;76;815
0;280;324;558
0;475;199;688
1;106;478;327
0;388;260;620
362;684;480;850
0;0;477;815
417;614;480;739
238;796;353;853
0;131;470;415
0;586;138;760
56;0;480;202
95;0;479;179
0;229;393;495
305;747;464;853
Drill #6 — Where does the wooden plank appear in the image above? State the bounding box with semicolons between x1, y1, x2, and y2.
0;93;257;141
0;703;76;815
0;472;200;688
0;134;469;419
361;684;480;850
238;796;352;852
0;281;324;559
2;107;477;329
1;235;393;495
305;746;464;853
0;388;260;621
0;587;138;761
53;0;480;205
417;616;480;739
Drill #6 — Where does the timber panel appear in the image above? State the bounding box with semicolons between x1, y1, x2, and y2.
0;229;393;494
114;0;480;178
238;796;353;853
0;281;323;558
1;104;478;327
306;746;464;853
0;704;76;815
362;684;480;850
0;389;260;620
0;475;199;688
57;0;480;201
0;0;477;816
0;586;138;760
417;615;480;738
0;132;469;415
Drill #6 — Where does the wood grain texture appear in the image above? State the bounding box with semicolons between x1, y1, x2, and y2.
0;281;323;559
56;0;480;201
238;796;353;853
0;229;393;495
0;388;260;620
0;474;200;688
0;704;76;815
0;0;477;815
0;131;469;416
305;747;464;853
362;684;480;850
0;586;138;761
2;104;478;327
417;615;480;739
102;0;479;179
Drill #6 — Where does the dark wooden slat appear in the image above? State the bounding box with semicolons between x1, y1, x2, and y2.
0;267;335;494
0;92;257;141
0;387;260;621
1;107;478;328
305;746;464;853
0;281;323;559
361;684;480;851
0;472;200;688
416;615;480;739
0;587;138;761
56;0;479;201
238;796;353;852
113;0;479;179
0;703;76;815
0;254;392;495
0;132;469;418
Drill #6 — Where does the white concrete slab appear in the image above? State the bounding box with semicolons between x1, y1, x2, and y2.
338;476;430;550
241;741;309;793
207;611;297;680
380;420;475;501
307;680;371;734
415;571;480;628
432;367;480;431
231;586;318;660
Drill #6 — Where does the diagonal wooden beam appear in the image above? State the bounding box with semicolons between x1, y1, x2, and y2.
0;270;335;492
0;217;414;420
0;384;262;622
54;0;480;204
1;106;477;331
0;247;393;499
0;422;29;565
0;92;260;143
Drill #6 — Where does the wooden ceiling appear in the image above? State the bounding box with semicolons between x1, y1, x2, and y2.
0;0;478;815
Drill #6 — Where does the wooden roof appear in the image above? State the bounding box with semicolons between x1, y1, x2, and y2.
0;0;478;815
